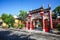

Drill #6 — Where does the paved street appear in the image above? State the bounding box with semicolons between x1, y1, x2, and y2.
0;28;60;40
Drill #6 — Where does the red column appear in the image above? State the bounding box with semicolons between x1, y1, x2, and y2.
43;16;45;32
30;21;32;30
44;19;49;32
28;14;34;30
26;21;29;30
40;11;45;32
28;22;30;30
50;10;53;29
30;21;34;30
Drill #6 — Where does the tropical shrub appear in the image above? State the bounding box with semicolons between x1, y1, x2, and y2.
56;23;60;31
18;23;25;29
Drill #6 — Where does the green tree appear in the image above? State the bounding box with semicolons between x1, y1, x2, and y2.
8;14;14;28
53;6;60;19
19;10;27;20
1;13;14;28
1;13;8;23
53;6;60;13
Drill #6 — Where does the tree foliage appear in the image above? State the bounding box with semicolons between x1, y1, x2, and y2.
53;6;60;13
1;13;8;21
19;10;27;20
53;6;60;19
52;13;57;19
1;13;14;28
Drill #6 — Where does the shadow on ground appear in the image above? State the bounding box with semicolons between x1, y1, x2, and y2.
0;31;36;40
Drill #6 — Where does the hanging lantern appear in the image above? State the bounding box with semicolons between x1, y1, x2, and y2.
28;14;32;18
40;11;44;16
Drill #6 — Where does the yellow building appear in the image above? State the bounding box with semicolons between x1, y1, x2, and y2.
14;15;19;28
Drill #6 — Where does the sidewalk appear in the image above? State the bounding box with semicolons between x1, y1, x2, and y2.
22;29;60;37
0;28;60;37
8;28;60;37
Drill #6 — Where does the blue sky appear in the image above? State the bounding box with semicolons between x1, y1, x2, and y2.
0;0;60;15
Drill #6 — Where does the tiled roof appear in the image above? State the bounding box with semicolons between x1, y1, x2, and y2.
29;7;51;14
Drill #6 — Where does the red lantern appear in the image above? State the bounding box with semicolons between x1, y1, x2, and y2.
40;11;44;16
28;14;32;18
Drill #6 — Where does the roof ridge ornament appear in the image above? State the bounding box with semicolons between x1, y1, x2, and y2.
48;4;51;10
42;4;44;8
